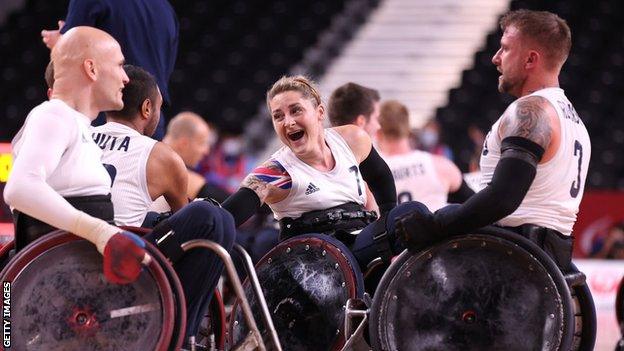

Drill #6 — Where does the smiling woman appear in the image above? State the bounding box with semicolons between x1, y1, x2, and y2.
222;75;421;267
220;76;423;350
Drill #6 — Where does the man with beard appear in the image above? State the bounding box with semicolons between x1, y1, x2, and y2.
397;9;591;275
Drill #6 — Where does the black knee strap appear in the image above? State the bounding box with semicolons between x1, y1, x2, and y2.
370;216;393;264
151;219;185;264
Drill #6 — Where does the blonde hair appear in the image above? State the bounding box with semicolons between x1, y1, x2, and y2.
266;75;321;110
379;100;410;139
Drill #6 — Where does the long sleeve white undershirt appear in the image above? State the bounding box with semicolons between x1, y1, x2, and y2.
4;99;118;252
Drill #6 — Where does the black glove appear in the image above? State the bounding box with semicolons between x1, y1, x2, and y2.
394;202;444;252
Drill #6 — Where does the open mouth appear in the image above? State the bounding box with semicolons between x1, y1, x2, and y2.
288;130;305;141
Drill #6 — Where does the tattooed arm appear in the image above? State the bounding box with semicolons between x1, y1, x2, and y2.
241;159;291;204
397;96;561;245
222;159;291;226
498;95;560;163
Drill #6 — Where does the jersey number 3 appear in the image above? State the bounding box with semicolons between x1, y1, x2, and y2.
569;140;583;198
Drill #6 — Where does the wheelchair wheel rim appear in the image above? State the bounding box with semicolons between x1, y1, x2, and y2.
1;231;175;351
370;233;571;351
229;234;363;351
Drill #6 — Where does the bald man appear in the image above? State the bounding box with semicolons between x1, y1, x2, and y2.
6;29;235;344
5;27;142;280
164;112;229;201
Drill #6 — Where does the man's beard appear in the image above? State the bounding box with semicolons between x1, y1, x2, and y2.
498;74;523;96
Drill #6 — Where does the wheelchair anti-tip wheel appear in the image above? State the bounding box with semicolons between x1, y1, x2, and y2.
0;230;178;351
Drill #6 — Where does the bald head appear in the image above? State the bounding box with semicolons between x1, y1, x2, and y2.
166;112;209;139
164;112;213;167
51;27;118;78
50;27;128;117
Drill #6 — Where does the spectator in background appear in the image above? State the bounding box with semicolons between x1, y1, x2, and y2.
198;132;257;195
377;100;473;210
41;0;178;140
328;82;381;140
163;112;229;202
416;119;454;160
328;82;382;212
591;221;624;259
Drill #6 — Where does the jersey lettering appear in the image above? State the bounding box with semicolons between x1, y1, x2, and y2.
391;164;425;180
102;163;117;186
557;100;580;124
92;133;131;152
482;132;491;156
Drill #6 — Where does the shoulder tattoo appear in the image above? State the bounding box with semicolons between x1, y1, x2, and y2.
501;96;552;149
244;159;292;190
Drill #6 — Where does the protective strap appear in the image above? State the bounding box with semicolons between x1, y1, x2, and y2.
278;202;376;240
370;215;393;264
14;194;115;252
151;219;184;263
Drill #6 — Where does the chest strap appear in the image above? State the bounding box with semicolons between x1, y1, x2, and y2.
279;202;377;241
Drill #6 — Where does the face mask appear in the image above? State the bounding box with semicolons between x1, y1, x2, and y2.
222;139;243;156
419;130;438;148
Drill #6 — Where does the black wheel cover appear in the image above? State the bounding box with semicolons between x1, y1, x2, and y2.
370;231;574;351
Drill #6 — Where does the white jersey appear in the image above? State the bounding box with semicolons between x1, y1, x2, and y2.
5;99;113;241
11;99;111;198
91;122;157;226
479;88;591;235
268;128;366;220
382;150;447;211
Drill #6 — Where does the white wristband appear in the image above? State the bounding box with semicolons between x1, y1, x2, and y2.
70;211;119;254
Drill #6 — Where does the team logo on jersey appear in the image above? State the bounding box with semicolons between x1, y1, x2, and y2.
305;182;319;195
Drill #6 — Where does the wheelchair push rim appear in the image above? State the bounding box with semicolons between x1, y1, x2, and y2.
0;230;176;351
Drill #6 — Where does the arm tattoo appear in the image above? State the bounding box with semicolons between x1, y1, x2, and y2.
501;96;552;149
242;159;291;201
250;160;292;189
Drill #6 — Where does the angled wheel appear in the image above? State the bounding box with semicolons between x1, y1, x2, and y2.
1;230;176;350
230;234;364;351
369;227;574;351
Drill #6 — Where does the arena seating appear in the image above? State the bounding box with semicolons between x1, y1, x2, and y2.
436;0;624;188
0;0;622;189
0;0;356;140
